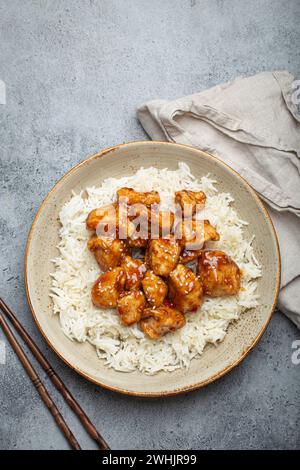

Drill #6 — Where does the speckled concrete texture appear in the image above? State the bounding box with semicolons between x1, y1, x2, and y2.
0;0;299;450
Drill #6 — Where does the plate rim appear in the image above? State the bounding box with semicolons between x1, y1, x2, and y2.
24;140;281;397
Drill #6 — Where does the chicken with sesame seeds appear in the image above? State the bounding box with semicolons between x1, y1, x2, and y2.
117;290;146;326
150;210;175;238
86;203;134;239
88;235;128;271
127;205;175;246
197;250;241;297
121;255;147;290
168;264;203;313
127;237;149;249
175;219;220;252
86;203;117;232
179;249;200;264
142;271;168;307
140;305;186;340
175;190;206;216
146;237;181;277
117;188;160;206
91;267;126;309
126;204;153;247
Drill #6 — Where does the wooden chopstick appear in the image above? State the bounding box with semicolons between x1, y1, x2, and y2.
0;311;81;450
0;298;110;450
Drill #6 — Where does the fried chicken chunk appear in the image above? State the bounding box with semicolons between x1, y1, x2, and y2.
158;211;175;233
117;290;146;326
86;203;116;232
175;219;220;251
88;235;128;271
146;237;181;277
86;203;134;239
168;264;203;313
117;188;160;206
179;249;200;264
126;203;150;247
140;306;186;340
150;210;175;238
91;267;126;308
127;207;175;246
141;271;168;307
197;250;241;297
127;237;148;248
175;190;206;216
121;255;147;290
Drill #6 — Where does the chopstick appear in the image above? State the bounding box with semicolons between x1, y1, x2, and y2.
0;311;81;450
0;298;110;450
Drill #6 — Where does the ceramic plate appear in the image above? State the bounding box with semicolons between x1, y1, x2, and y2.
25;141;280;396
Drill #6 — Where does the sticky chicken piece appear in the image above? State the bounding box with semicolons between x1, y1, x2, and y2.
128;205;174;231
150;210;175;238
168;264;203;313
86;203;117;232
117;290;146;326
91;267;126;308
127;237;148;248
175;219;219;251
126;203;150;247
146;237;181;277
127;202;150;222
86;203;134;239
88;235;128;271
140;306;186;340
197;250;241;297
175;190;206;216
128;207;175;245
117;188;160;206
179;249;199;264
121;256;147;290
159;211;175;237
142;271;168;307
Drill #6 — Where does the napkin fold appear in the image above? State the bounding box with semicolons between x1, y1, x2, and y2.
137;71;300;329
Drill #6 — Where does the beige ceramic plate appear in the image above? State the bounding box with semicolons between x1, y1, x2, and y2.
25;141;280;397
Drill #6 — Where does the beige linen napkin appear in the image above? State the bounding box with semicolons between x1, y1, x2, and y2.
137;71;300;329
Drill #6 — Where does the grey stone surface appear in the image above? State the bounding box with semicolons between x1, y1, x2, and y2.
0;0;299;450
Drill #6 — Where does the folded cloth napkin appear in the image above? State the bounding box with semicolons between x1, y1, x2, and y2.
137;71;300;329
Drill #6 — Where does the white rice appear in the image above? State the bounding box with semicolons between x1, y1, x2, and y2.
50;163;261;375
